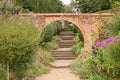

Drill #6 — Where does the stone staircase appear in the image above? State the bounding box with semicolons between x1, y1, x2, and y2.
51;31;77;67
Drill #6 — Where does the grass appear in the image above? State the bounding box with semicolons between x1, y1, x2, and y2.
29;62;51;77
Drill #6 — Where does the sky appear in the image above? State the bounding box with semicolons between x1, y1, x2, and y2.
61;0;71;5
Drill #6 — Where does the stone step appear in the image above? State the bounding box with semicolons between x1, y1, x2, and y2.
54;56;76;60
60;36;74;40
52;51;73;54
60;31;75;34
59;44;74;48
59;43;75;46
58;40;76;44
60;31;76;36
60;33;75;36
53;54;76;57
51;52;75;56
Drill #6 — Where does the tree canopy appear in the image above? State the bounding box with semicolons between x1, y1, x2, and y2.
15;0;65;13
73;0;120;13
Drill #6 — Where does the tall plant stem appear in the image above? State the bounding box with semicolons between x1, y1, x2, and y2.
6;61;9;80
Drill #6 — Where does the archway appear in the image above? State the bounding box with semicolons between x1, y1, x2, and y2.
21;13;113;50
39;20;84;67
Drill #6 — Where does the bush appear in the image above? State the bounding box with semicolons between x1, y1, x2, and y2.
28;58;50;77
0;16;40;80
69;25;78;33
42;21;62;42
40;49;54;62
69;25;84;41
71;37;120;80
40;35;60;51
105;15;120;37
31;63;50;76
78;30;84;41
0;63;5;80
72;42;83;55
55;21;62;34
43;24;54;42
0;0;21;15
106;41;120;67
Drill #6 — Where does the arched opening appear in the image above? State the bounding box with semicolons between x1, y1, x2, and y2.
39;20;84;67
43;19;86;47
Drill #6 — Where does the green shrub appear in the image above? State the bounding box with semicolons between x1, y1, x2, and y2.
28;61;50;77
43;24;54;42
71;60;88;75
106;41;120;67
0;0;21;15
73;26;78;33
41;50;54;62
69;25;78;33
69;25;74;31
0;16;40;80
40;35;59;51
42;21;62;42
0;62;6;80
78;30;84;41
55;21;62;34
105;15;120;37
72;42;84;55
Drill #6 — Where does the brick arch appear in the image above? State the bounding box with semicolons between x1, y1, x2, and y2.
21;13;113;49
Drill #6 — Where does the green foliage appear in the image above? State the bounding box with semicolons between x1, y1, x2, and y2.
40;49;54;62
0;63;5;80
15;0;65;13
78;30;84;41
0;17;39;62
0;0;21;15
71;46;120;80
55;21;62;34
43;24;54;42
0;16;40;79
69;25;84;55
71;60;88;75
39;35;61;62
75;0;112;13
72;42;83;55
42;36;59;51
42;21;62;42
27;56;50;77
69;25;84;41
104;15;120;37
111;1;120;8
69;25;78;33
106;41;120;67
30;63;50;76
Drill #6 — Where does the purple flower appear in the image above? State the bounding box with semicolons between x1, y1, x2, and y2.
94;42;101;47
105;37;118;44
93;41;107;48
92;54;96;57
93;50;98;54
100;41;107;48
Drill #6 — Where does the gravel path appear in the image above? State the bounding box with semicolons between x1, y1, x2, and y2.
35;68;79;80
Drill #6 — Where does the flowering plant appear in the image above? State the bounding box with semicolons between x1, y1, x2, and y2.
72;37;120;80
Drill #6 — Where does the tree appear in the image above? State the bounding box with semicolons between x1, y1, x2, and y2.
75;0;112;13
0;17;40;80
15;0;65;13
